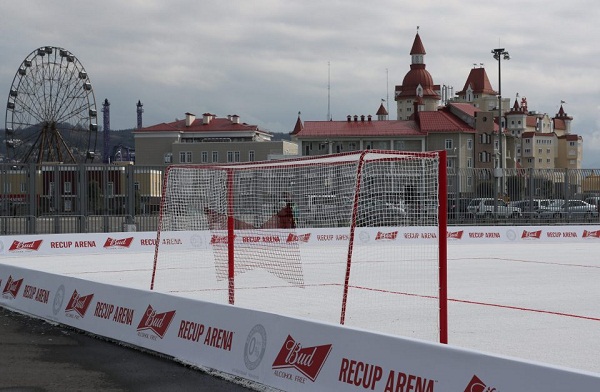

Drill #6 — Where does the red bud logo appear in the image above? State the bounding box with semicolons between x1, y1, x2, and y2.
464;374;496;392
210;235;230;244
287;233;311;243
2;276;24;298
447;230;464;239
583;230;600;238
103;237;134;248
9;240;43;252
521;230;542;239
65;290;95;318
375;231;398;240
272;335;332;382
137;305;176;339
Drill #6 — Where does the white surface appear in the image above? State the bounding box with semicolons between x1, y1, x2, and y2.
3;241;600;375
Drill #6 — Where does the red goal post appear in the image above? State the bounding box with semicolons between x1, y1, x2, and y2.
151;150;447;343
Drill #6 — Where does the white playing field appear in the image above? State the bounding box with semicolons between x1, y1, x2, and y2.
4;241;600;375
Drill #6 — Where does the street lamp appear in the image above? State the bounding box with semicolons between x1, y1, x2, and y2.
492;48;510;197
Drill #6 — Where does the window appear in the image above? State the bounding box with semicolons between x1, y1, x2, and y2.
20;183;27;193
467;176;473;187
467;157;472;168
348;142;357;151
134;182;140;191
569;141;576;147
164;153;173;164
234;151;240;162
227;151;234;162
64;181;72;194
467;139;473;150
478;152;491;163
212;151;218;163
546;148;551;154
248;150;255;161
179;151;192;163
538;149;542;154
446;158;453;168
445;139;453;149
201;151;208;163
4;183;11;193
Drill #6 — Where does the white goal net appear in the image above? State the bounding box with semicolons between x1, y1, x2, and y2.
151;150;447;342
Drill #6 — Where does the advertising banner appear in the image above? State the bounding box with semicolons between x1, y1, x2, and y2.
1;263;600;391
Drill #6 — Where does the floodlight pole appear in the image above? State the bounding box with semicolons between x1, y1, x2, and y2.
492;48;510;197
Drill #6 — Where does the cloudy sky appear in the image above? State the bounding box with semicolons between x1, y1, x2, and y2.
1;1;599;166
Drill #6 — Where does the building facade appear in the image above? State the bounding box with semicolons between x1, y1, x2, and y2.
294;30;583;172
134;112;298;165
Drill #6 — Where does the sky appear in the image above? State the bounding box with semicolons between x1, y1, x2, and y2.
1;1;599;166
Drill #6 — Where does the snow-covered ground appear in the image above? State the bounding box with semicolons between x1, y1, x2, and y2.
4;241;600;375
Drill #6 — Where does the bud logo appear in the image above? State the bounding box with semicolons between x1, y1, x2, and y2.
103;237;134;248
583;230;600;238
9;239;43;252
375;231;398;240
287;233;311;243
137;305;176;339
521;230;542;239
2;276;24;299
448;230;464;239
272;335;332;382
65;290;95;318
464;375;496;392
211;235;230;244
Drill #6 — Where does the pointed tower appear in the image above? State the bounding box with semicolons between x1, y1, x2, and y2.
553;103;572;136
455;65;498;111
290;112;303;137
505;96;527;138
394;29;440;120
376;103;388;120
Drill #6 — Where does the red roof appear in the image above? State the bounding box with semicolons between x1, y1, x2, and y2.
410;32;426;55
526;116;538;128
294;119;425;138
448;102;479;117
294;106;477;138
290;115;303;135
396;32;440;100
456;67;497;96
376;103;388;116
136;116;270;136
418;108;475;133
553;118;567;130
557;134;580;141
521;131;555;138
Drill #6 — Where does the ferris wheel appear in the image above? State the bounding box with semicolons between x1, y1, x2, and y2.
5;46;98;164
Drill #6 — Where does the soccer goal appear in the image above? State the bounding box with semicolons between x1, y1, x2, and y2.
151;150;447;343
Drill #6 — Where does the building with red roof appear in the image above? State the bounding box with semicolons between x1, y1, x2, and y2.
134;112;297;165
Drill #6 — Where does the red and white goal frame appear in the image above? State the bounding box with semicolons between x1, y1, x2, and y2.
151;150;447;343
